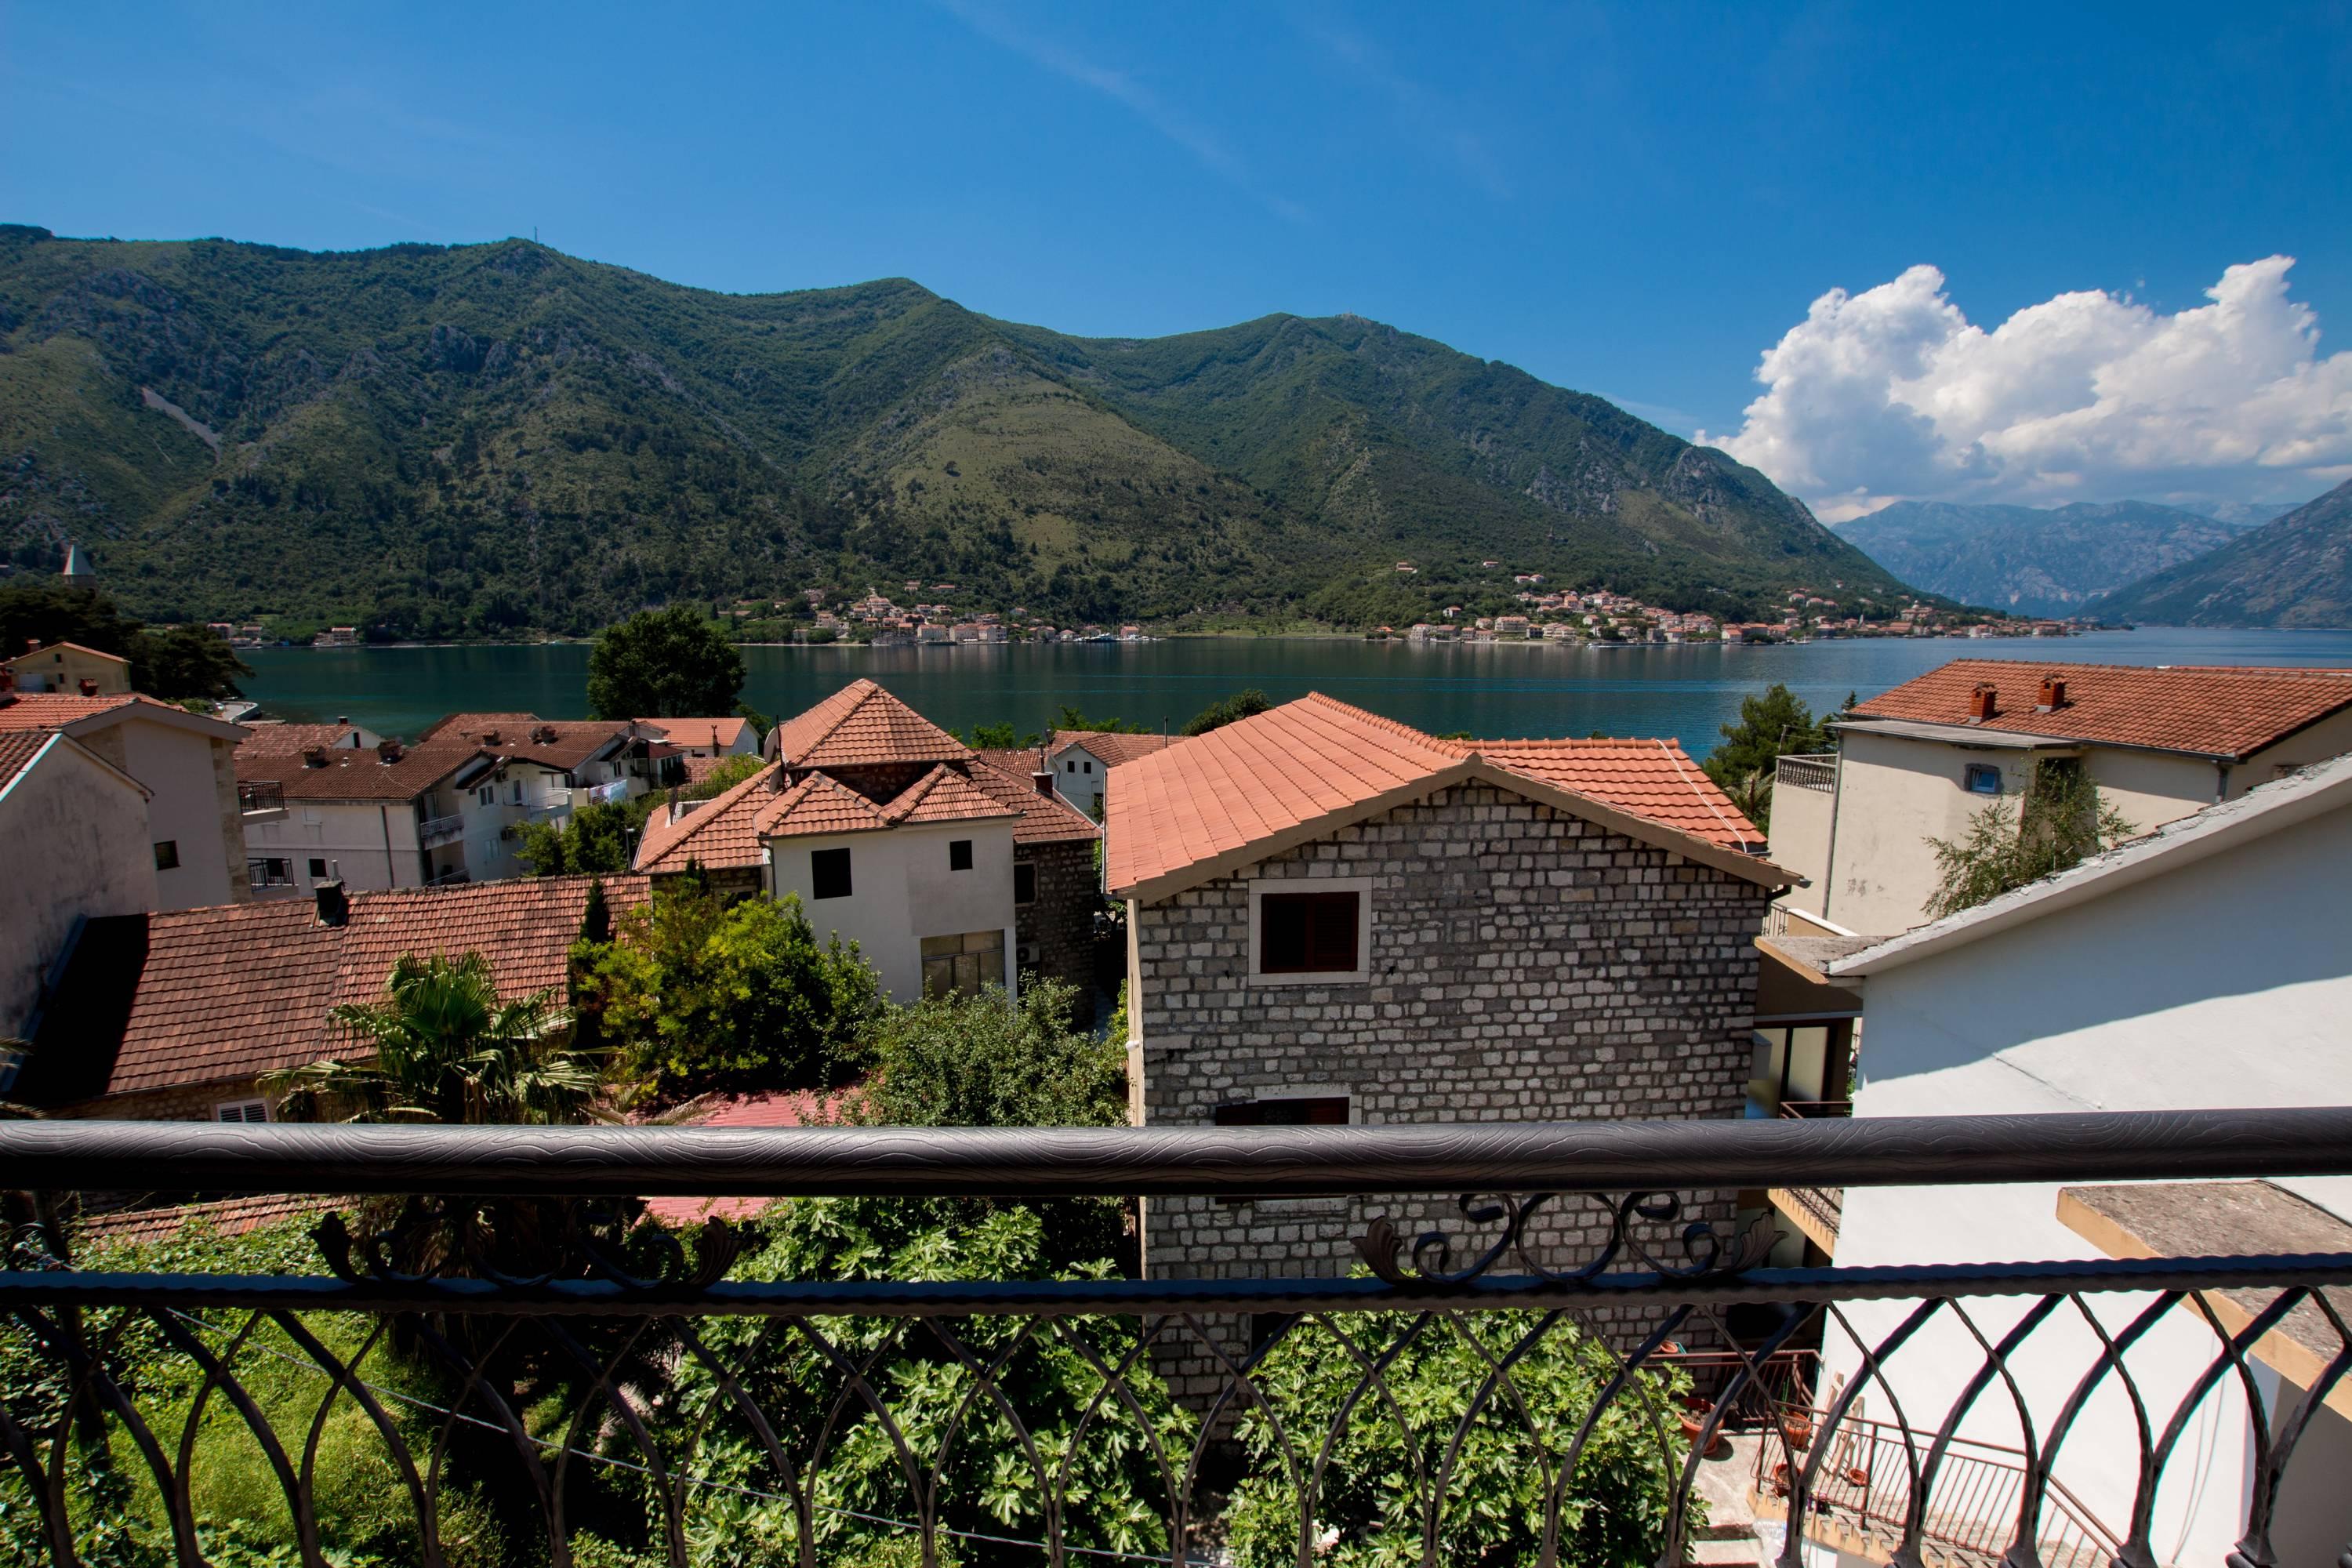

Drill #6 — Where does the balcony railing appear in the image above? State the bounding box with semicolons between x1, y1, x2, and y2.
1;1109;2347;1567
234;779;285;815
1775;753;1837;793
417;812;465;847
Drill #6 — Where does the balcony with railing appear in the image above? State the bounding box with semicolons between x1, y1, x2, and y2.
234;779;285;818
1775;753;1837;793
0;1109;2347;1566
417;812;466;848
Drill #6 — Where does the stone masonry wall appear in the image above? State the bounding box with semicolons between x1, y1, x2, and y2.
1131;781;1771;1399
1015;838;1098;996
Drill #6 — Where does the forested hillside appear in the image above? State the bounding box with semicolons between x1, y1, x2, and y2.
0;227;1908;634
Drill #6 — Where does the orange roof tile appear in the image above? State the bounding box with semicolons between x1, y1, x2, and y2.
6;640;129;667
418;711;543;741
0;691;221;731
235;722;369;757
770;680;971;768
0;728;58;789
1848;661;2352;760
756;771;895;837
1052;730;1177;767
884;764;1020;827
634;715;751;750
633;761;783;873
969;752;1102;845
1105;693;1782;900
235;739;485;801
16;876;648;1104
77;1193;346;1250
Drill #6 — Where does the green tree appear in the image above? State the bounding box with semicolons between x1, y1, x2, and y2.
1701;683;1833;833
1225;1307;1695;1567
0;584;251;700
1181;687;1273;735
263;952;606;1124
854;977;1126;1132
1926;759;2137;917
586;606;746;719
1051;704;1147;735
515;800;636;877
965;719;1042;749
577;887;878;1099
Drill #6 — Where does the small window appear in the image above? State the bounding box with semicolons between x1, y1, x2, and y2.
152;840;180;870
1065;759;1076;772
1965;764;2003;796
922;929;1006;999
215;1099;268;1123
811;848;853;900
307;858;328;880
949;838;974;871
1260;891;1362;975
1083;759;1094;773
477;784;495;806
1014;861;1037;905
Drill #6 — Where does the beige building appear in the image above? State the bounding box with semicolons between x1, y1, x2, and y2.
0;728;156;1043
6;639;132;695
1769;661;2352;936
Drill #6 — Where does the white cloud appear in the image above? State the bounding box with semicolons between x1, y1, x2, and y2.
1697;258;2352;522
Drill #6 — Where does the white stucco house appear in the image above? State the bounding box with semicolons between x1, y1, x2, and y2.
0;727;155;1045
1798;752;2352;1566
1769;661;2352;937
1046;729;1173;819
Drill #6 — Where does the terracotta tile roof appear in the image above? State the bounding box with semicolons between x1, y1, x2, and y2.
0;728;58;789
756;770;895;837
6;640;129;666
235;739;485;802
1053;730;1176;767
77;1193;344;1250
0;691;220;732
770;680;972;768
1105;692;1781;900
1441;738;1764;851
235;722;368;756
883;764;1020;827
637;1089;846;1226
969;752;1102;845
633;761;783;872
15;876;648;1105
418;711;543;741
634;716;751;750
1847;661;2352;760
681;753;738;785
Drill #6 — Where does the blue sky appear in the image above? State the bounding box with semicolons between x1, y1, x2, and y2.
5;2;2349;514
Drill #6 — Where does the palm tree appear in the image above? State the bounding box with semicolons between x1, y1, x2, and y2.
265;952;609;1124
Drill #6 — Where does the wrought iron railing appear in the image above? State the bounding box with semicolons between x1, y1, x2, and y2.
2;1110;2349;1567
234;779;285;814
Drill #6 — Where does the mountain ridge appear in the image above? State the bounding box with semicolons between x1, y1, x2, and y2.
2091;479;2352;627
0;226;1911;633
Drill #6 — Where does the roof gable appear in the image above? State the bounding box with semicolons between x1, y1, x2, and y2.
770;680;971;768
633;761;782;872
884;764;1020;827
6;641;129;668
1052;730;1176;768
0;691;244;740
1847;660;2352;760
756;771;894;838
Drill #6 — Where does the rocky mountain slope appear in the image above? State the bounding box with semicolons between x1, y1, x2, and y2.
1831;499;2264;618
0;226;1908;633
2092;479;2352;627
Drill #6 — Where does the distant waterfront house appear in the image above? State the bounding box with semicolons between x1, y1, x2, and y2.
637;715;759;761
634;681;1102;1000
5;639;131;696
1769;660;2352;936
6;875;645;1122
1103;693;1788;1380
1046;729;1174;820
0;726;154;1041
0;688;250;909
1773;753;2352;1565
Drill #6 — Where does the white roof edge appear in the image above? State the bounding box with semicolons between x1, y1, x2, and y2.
1829;751;2352;978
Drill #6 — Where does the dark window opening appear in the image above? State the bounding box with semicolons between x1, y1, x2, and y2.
1965;764;2002;795
949;838;974;871
811;848;853;899
152;840;180;870
307;858;328;880
1258;891;1362;975
1014;862;1036;905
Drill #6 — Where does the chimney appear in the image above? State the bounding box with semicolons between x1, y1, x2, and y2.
314;879;350;927
377;739;404;764
23;638;38;654
666;783;681;822
1967;684;1998;721
0;667;13;702
336;714;351;725
77;677;98;696
303;745;329;768
2037;677;2068;711
482;728;501;746
1033;768;1055;797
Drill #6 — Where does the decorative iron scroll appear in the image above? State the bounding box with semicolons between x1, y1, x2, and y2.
1356;1189;1781;1287
312;1196;750;1291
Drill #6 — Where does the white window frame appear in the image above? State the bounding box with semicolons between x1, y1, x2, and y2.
1246;876;1374;986
214;1098;268;1123
1963;764;2004;796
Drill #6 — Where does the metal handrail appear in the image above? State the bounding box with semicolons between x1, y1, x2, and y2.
417;812;464;839
234;780;285;811
4;1107;2349;1199
1777;1099;1854;1119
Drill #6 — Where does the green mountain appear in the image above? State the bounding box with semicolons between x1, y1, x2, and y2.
0;225;1908;635
2091;478;2352;627
1834;499;2260;619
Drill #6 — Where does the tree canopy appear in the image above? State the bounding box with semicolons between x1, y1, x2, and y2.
585;605;745;719
1926;759;2137;917
1181;687;1273;735
0;583;252;700
1700;683;1836;832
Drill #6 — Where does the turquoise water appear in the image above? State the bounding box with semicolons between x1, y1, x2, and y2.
238;629;2352;761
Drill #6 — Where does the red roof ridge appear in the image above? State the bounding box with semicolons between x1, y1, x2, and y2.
756;770;893;837
634;760;782;869
8;640;129;663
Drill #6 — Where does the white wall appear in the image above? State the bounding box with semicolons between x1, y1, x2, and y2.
1829;797;2352;1564
0;742;154;1033
768;821;1018;1001
1051;744;1110;818
1768;772;1835;917
242;799;426;895
112;720;237;909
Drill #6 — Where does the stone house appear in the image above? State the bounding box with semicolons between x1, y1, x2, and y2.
6;875;647;1121
634;681;1102;1000
1769;661;2352;937
1104;695;1791;1391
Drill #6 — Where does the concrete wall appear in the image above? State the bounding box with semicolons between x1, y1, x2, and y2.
1768;768;1835;917
0;741;154;1034
1051;744;1111;818
768;822;1018;1001
1828;797;2352;1565
85;720;244;910
2080;744;2219;836
244;799;427;896
10;645;129;695
2241;706;2352;793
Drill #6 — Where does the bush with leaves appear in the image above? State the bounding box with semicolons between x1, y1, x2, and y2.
1180;688;1272;736
1222;1306;1697;1567
577;886;878;1099
1926;758;2137;917
1700;684;1837;833
516;800;637;877
586;607;746;720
